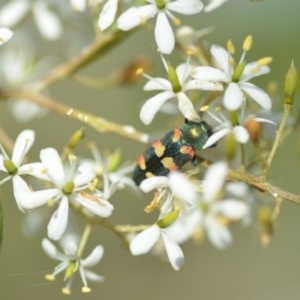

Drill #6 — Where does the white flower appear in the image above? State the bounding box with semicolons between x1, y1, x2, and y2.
0;46;47;122
0;1;62;40
130;219;184;271
42;238;104;294
14;148;96;240
118;0;204;54
191;36;272;111
0;27;13;45
168;162;248;249
139;55;222;125
202;108;276;148
0;129;46;210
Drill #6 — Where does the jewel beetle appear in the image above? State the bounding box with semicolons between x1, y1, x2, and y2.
133;120;215;186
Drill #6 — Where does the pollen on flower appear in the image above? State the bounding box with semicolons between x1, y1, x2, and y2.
243;35;253;52
45;273;56;281
62;287;72;295
226;39;235;54
199;105;209;112
171;15;182;26
258;57;273;66
81;286;92;293
186;49;195;56
136;68;144;76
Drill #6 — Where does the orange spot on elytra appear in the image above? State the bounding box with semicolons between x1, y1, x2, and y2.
161;157;179;171
152;140;166;157
180;146;195;158
137;155;146;170
172;128;182;142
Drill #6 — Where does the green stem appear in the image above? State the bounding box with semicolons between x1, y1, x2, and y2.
0;90;149;144
30;30;132;91
228;168;300;205
262;103;292;178
77;223;93;258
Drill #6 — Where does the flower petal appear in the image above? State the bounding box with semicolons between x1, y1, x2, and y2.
40;148;65;187
74;193;114;218
98;0;118;30
0;2;29;27
140;91;174;125
139;176;169;192
42;238;66;261
13;176;59;211
167;0;204;15
143;77;172;91
47;196;69;240
211;44;232;75
202;127;230;149
223;82;244;111
191;66;228;82
32;2;62;40
241;62;270;82
233;125;249;144
0;27;13;45
12;129;35;167
205;215;232;249
204;0;228;12
81;245;104;267
177;92;200;122
19;162;49;180
70;0;86;12
161;232;184;271
117;5;157;30
185;79;224;91
73;162;96;187
203;162;227;202
240;82;272;110
168;172;198;205
213;200;248;220
129;225;160;255
154;11;174;54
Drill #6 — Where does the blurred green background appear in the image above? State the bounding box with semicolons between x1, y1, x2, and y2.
0;0;300;299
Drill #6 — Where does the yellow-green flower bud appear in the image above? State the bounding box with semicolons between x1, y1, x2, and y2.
107;149;122;172
3;159;18;175
232;63;245;82
64;260;77;281
62;181;75;195
155;0;166;9
284;61;298;105
167;63;182;93
68;128;85;149
157;210;179;228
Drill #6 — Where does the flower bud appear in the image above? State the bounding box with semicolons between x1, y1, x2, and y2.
157;210;179;228
167;62;181;93
258;206;273;247
224;132;237;161
244;117;261;144
3;159;18;175
284;61;298;105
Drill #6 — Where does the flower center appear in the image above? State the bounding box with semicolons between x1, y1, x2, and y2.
3;159;18;175
62;181;75;195
167;63;182;93
157;210;179;228
231;63;245;82
155;0;166;9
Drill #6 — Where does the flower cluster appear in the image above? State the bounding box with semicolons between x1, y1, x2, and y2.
0;0;296;296
0;129;134;293
131;162;248;270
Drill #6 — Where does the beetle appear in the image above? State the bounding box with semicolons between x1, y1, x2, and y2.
133;120;215;186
